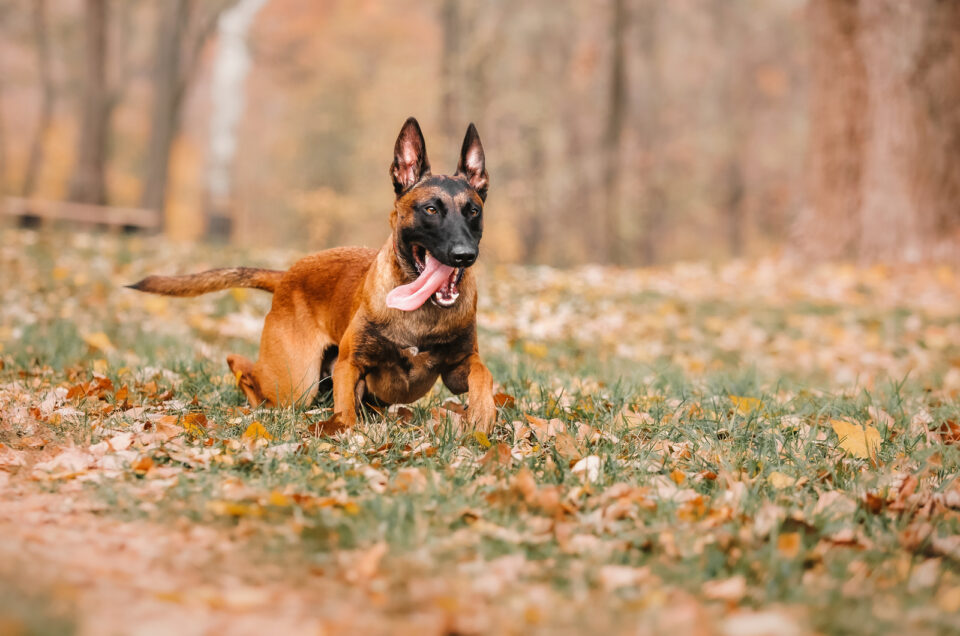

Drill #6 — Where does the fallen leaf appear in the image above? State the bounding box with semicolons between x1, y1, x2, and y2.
554;432;582;461
82;332;114;352
494;392;516;409
730;395;762;415
472;430;492;448
597;565;649;591
480;442;513;469
242;421;273;441
703;575;747;602
572;455;601;482
181;412;208;436
830;419;881;460
777;532;801;558
768;471;796;489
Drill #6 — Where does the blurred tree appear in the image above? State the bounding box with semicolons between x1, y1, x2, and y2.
205;0;269;241
602;0;627;264
20;0;54;200
796;0;865;260
712;0;748;259
635;0;663;266
141;0;227;225
68;0;110;205
799;0;960;262
439;0;460;143
0;1;11;195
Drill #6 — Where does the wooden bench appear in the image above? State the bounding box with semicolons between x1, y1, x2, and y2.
1;197;161;230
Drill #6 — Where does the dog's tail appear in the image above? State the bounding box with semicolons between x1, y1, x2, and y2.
126;267;285;297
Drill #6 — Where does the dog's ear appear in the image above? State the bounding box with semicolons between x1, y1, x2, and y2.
456;123;488;201
391;117;431;195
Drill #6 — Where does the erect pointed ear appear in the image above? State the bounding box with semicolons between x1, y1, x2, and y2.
456;123;488;201
391;117;431;195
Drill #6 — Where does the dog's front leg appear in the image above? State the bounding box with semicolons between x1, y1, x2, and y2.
443;353;496;433
332;341;363;430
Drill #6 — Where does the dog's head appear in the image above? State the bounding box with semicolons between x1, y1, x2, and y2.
389;117;488;306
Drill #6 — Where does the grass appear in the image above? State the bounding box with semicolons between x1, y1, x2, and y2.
1;227;960;634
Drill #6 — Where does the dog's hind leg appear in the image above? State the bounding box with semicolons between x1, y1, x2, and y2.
227;354;270;406
251;310;330;408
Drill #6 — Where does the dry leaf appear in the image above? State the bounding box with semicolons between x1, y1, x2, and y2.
730;395;762;415
597;565;649;591
242;421;273;441
703;575;747;602
554;432;582;461
494;392;516;409
777;532;801;558
830;419;881;460
472;430;492;448
768;471;796;489
82;332;114;352
572;455;601;482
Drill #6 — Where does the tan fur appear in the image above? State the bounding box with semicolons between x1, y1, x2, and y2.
129;267;284;296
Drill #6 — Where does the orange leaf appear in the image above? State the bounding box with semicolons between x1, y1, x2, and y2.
777;532;801;558
494;392;516;409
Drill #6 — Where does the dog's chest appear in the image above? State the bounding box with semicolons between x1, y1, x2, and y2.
361;340;440;404
355;320;472;403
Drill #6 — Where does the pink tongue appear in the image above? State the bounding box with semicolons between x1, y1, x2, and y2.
386;253;454;311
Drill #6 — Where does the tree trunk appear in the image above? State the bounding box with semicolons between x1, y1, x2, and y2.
68;0;110;205
795;0;866;260
636;0;661;266
205;0;268;241
439;0;460;144
141;0;190;220
22;0;55;199
712;0;747;259
602;0;627;264
798;0;960;263
857;0;960;262
0;81;6;196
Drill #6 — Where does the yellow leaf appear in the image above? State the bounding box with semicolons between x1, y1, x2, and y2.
729;395;762;415
472;430;492;448
768;471;796;489
83;332;114;352
267;491;292;507
670;469;686;485
243;421;273;441
522;341;549;359
777;532;801;558
181;412;208;436
230;288;249;302
207;500;263;517
143;295;168;315
52;266;69;281
830;419;881;460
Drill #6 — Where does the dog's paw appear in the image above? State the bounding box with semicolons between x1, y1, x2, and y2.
468;395;497;434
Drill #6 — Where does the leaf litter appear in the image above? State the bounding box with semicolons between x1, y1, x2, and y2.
1;229;960;634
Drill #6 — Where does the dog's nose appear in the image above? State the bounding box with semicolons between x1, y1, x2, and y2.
449;245;477;267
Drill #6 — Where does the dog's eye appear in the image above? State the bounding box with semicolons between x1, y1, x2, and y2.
469;207;481;218
424;206;437;215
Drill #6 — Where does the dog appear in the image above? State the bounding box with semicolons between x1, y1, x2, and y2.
129;117;496;433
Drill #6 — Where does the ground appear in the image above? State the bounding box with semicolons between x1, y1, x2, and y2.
1;228;959;636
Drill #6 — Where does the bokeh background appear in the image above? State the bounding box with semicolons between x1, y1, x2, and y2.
0;0;957;265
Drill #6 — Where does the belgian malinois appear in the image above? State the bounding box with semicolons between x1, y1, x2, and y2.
130;117;496;433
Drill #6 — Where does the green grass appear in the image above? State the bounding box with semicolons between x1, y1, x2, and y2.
2;228;960;633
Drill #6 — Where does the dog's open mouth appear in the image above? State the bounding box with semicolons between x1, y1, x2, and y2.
411;245;464;308
386;246;464;311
